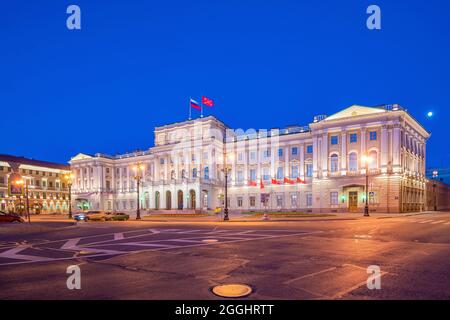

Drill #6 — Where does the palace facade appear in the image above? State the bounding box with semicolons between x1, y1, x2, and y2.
0;154;72;214
69;104;430;215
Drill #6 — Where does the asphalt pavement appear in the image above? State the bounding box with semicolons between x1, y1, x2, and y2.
0;211;449;299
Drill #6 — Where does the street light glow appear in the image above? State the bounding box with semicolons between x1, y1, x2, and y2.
427;111;433;117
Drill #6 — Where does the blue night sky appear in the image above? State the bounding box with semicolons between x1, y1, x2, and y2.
1;0;449;168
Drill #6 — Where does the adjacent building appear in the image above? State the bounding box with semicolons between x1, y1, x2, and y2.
70;104;432;215
0;154;71;214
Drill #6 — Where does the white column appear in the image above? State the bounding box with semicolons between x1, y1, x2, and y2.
322;133;328;177
299;144;305;179
380;125;388;173
341;132;347;173
393;125;401;172
312;136;318;178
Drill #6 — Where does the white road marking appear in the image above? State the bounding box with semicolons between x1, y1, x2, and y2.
0;229;323;266
61;238;81;249
431;220;446;224
419;220;435;224
0;246;52;262
114;233;124;240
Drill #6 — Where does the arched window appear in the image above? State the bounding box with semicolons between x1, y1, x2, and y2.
330;154;339;172
369;150;378;169
204;166;209;180
349;152;358;171
192;168;198;178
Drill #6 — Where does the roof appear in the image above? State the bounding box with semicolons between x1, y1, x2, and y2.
0;154;70;170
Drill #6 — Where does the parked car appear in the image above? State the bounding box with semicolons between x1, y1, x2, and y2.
0;211;25;223
105;212;130;221
73;211;106;222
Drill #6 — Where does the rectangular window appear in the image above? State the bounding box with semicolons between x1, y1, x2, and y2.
203;152;208;160
237;170;244;182
330;136;338;145
250;169;257;181
350;133;358;143
369;191;379;204
122;201;127;210
238;152;243;161
250;151;256;161
306;145;313;154
306;164;313;177
330;192;339;205
370;131;377;141
249;196;256;207
291;165;299;179
291;147;298;155
160;158;165;165
278;148;283;157
306;193;312;207
237;197;243;207
262;168;270;181
276;167;283;179
291;194;298;207
263;148;271;158
276;195;283;207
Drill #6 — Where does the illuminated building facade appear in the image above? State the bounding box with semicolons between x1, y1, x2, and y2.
70;104;430;215
0;154;71;214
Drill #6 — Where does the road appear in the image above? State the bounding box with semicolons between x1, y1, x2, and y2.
0;212;449;299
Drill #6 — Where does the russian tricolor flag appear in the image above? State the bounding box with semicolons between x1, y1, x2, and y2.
190;98;201;110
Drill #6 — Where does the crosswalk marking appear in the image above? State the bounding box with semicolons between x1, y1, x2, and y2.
114;233;124;240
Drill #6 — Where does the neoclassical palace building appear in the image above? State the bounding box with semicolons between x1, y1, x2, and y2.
69;104;430;215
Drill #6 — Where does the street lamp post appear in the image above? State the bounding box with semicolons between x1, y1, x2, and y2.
64;173;74;219
361;155;371;217
224;165;229;221
133;164;145;220
13;178;30;223
222;154;233;221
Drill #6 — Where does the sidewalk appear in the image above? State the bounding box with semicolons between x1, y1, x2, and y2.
23;210;439;224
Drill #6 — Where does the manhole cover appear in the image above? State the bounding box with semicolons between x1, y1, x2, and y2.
202;239;218;243
212;284;253;298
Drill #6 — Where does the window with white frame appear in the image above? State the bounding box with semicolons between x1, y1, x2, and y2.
237;170;244;183
262;168;270;181
250;169;256;181
369;150;378;169
238;152;243;161
276;167;283;179
349;152;358;171
306;163;313;177
250;151;256;161
330;154;339;172
330;192;339;205
291;193;298;207
276;195;283;207
306;193;312;207
291;165;299;178
237;196;243;207
249;196;256;207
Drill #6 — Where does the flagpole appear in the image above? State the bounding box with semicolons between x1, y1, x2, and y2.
189;97;192;120
200;97;204;118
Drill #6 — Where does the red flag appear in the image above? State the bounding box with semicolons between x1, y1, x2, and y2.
248;180;257;187
271;178;279;185
202;96;214;107
284;177;294;184
260;178;264;189
296;177;306;184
